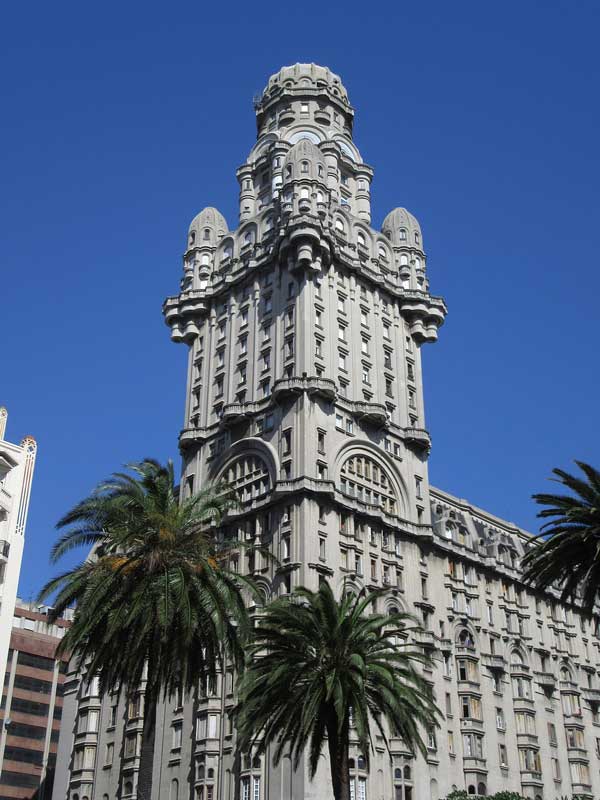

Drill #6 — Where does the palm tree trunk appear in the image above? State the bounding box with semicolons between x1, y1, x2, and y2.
326;718;350;800
137;683;158;800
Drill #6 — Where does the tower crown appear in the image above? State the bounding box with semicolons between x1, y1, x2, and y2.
254;62;354;139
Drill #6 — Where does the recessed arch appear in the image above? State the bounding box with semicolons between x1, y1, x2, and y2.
333;440;408;519
209;437;279;495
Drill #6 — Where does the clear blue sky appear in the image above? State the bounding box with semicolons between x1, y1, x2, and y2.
2;1;599;600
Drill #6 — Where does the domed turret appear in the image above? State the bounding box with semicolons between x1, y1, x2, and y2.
381;207;423;249
282;138;327;183
262;63;351;106
254;63;354;139
187;207;228;250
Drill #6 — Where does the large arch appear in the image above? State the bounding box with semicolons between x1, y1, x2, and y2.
209;437;279;494
333;440;409;519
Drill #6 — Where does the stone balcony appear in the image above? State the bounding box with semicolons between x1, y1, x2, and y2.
272;376;336;402
582;687;600;703
482;653;506;671
351;401;388;426
520;770;543;786
404;426;431;451
179;427;212;449
534;670;557;688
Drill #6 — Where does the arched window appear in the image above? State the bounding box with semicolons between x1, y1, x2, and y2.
403;765;411;780
378;244;388;260
357;756;366;770
243;230;253;245
301;161;309;173
414;231;420;245
468;785;476;795
300;187;309;199
222;241;233;260
189;231;196;246
335;218;345;232
223;454;272;506
560;665;572;681
457;629;475;648
414;257;421;270
200;253;210;265
357;231;366;247
339;455;399;516
170;779;179;800
264;216;273;231
124;782;133;796
477;782;487;795
318;164;324;177
512;649;525;666
316;191;324;203
400;254;408;266
399;228;407;240
348;758;356;769
203;228;211;241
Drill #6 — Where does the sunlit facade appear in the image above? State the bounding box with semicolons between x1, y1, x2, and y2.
53;65;600;800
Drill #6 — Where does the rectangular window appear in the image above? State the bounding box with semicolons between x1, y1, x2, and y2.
548;722;557;745
317;430;325;453
319;538;326;560
415;477;422;499
346;418;354;435
383;322;391;340
362;366;370;385
105;741;114;765
336;414;344;430
361;338;369;354
499;743;508;767
338;352;347;370
172;722;182;749
125;733;138;758
496;707;505;730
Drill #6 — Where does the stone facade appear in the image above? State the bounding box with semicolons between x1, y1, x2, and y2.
52;64;600;800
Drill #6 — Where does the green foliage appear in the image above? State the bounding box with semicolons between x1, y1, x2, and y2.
521;461;600;613
236;581;440;800
38;458;254;698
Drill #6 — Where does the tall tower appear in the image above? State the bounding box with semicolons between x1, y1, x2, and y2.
164;62;446;595
161;62;446;798
56;64;600;800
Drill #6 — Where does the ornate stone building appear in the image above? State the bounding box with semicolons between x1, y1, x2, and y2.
53;64;600;800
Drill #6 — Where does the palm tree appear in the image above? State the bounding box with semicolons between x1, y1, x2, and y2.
38;459;254;800
236;581;440;800
522;461;600;613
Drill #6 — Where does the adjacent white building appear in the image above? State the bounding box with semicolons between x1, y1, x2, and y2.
0;408;37;693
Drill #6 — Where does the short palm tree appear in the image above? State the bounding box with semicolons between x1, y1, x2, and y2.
236;581;440;800
522;461;600;613
38;459;254;800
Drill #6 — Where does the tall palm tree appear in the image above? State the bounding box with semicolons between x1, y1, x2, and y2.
38;459;254;800
522;461;600;613
236;581;440;800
